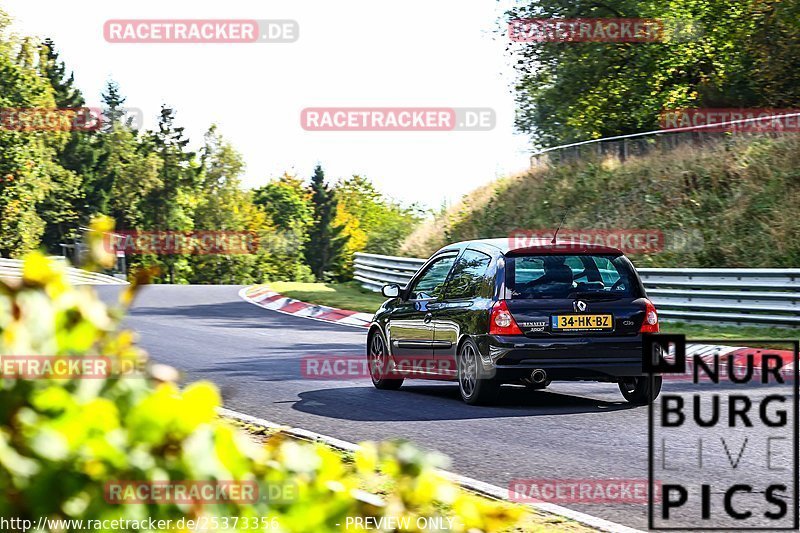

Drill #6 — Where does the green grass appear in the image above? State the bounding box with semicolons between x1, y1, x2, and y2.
660;322;798;345
267;281;386;314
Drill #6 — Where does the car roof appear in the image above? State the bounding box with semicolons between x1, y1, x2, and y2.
435;237;624;256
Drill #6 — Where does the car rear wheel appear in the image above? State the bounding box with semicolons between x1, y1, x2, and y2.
367;330;403;390
618;376;662;405
457;339;499;405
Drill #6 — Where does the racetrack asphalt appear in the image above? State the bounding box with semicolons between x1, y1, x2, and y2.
95;285;797;531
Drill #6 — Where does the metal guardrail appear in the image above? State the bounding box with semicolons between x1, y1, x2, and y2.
529;111;800;166
0;258;128;285
353;253;426;292
354;252;800;327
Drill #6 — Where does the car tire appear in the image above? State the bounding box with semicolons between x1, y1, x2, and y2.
618;376;662;405
367;329;403;390
457;338;499;405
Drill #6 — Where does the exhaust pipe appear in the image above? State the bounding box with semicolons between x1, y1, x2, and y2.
531;369;547;384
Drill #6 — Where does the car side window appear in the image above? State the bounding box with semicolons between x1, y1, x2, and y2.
443;250;492;299
407;255;457;300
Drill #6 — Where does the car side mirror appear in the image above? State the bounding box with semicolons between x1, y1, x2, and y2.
381;284;400;298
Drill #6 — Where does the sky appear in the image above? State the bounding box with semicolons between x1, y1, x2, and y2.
3;0;532;208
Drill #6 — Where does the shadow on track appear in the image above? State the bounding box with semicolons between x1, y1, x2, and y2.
193;353;364;381
289;384;637;421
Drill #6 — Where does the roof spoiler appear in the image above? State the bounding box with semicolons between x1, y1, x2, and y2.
505;244;624;256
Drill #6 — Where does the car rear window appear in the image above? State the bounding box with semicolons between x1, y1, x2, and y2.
507;254;641;299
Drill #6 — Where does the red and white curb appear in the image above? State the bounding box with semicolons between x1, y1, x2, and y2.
239;285;374;328
219;407;645;533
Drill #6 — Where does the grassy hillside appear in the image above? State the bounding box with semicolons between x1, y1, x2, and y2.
401;135;800;268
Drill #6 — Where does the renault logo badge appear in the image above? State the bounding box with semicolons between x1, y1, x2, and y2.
574;300;587;312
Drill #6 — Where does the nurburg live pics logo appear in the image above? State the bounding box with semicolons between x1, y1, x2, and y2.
645;334;799;530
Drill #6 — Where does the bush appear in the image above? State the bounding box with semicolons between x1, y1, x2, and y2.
0;252;520;531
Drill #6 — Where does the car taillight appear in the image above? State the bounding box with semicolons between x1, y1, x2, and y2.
640;299;659;333
489;300;523;335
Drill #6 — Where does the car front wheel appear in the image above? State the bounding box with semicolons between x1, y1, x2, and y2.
618;376;662;405
457;338;499;405
367;329;403;390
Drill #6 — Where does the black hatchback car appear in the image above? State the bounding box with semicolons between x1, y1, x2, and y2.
366;238;662;405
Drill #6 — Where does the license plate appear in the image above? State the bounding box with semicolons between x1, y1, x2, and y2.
552;314;613;331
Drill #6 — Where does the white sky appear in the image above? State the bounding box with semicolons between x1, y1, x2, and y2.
3;0;532;208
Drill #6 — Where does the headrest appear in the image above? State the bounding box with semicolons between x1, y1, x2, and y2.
543;263;573;284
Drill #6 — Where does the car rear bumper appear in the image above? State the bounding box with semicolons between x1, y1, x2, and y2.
479;334;645;381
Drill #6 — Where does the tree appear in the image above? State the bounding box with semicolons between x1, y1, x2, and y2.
37;39;92;253
40;38;84;108
334;175;423;276
508;0;800;147
0;14;66;257
103;126;163;229
139;105;197;283
253;173;313;231
0;4;419;283
100;79;127;131
304;165;348;280
144;105;196;228
189;125;259;284
251;173;315;282
79;79;144;222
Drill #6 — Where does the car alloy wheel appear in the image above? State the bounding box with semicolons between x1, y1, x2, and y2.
457;338;499;405
458;342;478;398
367;330;403;390
368;334;386;376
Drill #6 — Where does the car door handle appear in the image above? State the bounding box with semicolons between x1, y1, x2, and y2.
424;312;433;323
